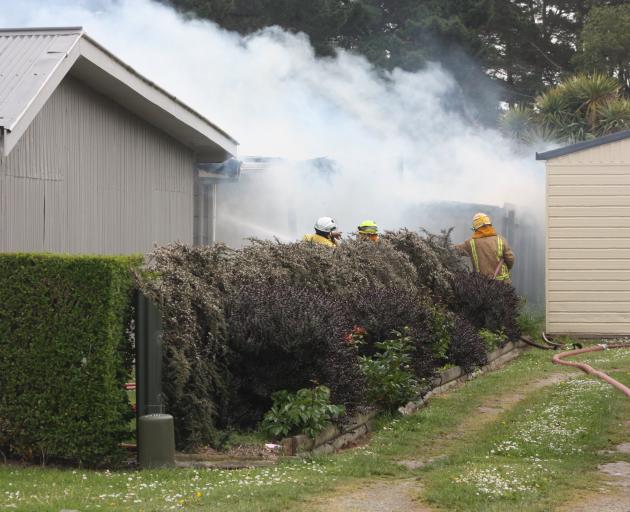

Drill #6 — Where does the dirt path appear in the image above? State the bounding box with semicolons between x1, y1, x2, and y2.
558;430;630;512
308;371;574;512
398;372;572;470
307;479;431;512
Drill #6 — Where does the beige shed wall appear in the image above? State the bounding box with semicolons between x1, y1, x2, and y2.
0;75;195;254
546;138;630;335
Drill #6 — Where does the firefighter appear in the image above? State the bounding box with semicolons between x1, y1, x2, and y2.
456;213;515;283
357;219;379;242
303;216;341;247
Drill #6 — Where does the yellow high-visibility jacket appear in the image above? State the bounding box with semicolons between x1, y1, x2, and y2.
303;233;336;247
456;228;515;281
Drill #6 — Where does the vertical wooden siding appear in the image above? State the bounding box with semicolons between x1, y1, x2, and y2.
546;139;630;335
0;75;194;254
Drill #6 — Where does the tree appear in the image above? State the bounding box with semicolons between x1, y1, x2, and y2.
574;4;630;94
166;0;630;115
501;73;630;143
165;0;373;55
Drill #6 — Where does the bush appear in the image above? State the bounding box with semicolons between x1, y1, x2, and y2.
342;283;447;379
447;316;488;372
478;328;508;352
230;237;419;298
261;386;345;439
225;280;365;428
138;230;522;448
344;284;426;351
381;228;463;301
358;329;420;410
0;254;139;466
137;243;232;451
449;271;521;341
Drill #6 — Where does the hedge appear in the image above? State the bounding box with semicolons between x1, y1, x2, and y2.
139;232;521;450
0;254;141;466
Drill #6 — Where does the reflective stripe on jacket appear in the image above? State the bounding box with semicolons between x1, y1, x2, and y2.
470;237;510;281
457;234;515;281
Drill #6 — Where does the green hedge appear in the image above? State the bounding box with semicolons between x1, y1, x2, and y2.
0;254;141;466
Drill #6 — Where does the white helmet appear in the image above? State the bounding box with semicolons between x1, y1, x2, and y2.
314;216;337;233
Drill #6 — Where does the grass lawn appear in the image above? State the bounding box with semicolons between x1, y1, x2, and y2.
1;346;629;511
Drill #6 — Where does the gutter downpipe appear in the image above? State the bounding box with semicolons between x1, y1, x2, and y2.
209;183;217;244
197;158;241;245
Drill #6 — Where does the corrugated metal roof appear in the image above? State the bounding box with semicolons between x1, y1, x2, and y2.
0;27;237;159
0;27;82;131
536;130;630;160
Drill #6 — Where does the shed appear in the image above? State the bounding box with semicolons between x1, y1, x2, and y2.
537;130;630;336
0;27;238;254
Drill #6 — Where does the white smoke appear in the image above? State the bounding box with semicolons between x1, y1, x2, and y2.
1;0;545;241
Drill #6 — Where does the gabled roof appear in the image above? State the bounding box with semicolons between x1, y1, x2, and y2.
0;27;237;160
536;129;630;161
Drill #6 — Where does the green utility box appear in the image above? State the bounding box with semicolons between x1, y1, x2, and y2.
138;414;175;468
135;293;175;469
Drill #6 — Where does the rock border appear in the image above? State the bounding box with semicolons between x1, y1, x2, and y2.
281;340;526;456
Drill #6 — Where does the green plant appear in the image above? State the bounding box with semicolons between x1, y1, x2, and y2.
597;98;630;134
0;254;140;466
499;105;534;140
359;329;420;410
517;309;545;340
478;328;507;352
261;386;345;439
429;307;453;360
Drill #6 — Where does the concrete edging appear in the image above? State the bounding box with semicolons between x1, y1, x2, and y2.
280;340;527;456
400;340;526;415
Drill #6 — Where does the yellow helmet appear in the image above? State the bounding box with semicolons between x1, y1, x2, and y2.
472;212;491;231
358;219;378;234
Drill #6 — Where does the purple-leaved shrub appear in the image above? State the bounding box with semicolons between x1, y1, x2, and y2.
225;280;365;427
449;271;521;342
447;316;488;372
137;229;521;449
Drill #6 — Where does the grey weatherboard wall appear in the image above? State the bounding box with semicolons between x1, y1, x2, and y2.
0;75;196;254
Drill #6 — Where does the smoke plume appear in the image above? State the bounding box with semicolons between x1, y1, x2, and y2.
1;0;545;242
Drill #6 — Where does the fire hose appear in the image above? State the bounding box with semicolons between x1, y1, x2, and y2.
520;335;630;398
551;343;630;399
519;334;582;351
520;335;554;350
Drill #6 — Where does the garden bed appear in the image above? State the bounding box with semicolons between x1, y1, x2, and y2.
171;340;527;465
278;340;527;456
136;230;523;457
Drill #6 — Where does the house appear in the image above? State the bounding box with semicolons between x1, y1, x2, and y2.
0;27;238;254
537;130;630;336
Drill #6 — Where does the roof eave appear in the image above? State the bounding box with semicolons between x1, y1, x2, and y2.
0;26;83;34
